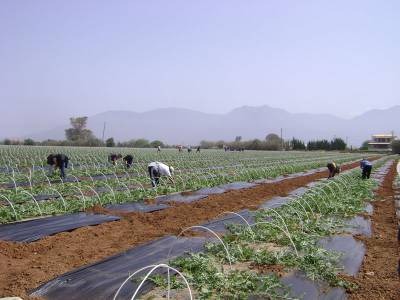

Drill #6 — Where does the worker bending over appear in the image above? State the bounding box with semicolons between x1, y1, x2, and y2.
360;158;372;179
123;155;134;168
47;154;69;178
327;161;340;178
108;153;122;165
148;161;174;187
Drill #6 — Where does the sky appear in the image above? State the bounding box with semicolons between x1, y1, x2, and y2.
0;0;399;137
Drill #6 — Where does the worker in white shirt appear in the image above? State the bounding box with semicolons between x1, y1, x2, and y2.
148;161;175;187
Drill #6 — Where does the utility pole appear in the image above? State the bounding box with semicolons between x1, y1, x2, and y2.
102;122;106;142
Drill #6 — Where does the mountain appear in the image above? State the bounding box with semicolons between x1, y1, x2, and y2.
25;105;400;147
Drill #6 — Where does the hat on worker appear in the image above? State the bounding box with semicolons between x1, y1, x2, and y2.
169;166;174;174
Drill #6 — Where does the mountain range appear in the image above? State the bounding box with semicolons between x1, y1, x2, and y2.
25;105;400;147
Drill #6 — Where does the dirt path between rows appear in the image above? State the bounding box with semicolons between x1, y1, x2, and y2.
346;160;400;300
0;159;376;298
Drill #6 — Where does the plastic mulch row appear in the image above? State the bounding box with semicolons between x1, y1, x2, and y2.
30;235;207;300
0;213;120;242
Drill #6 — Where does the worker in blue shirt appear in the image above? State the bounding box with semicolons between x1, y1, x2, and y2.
360;158;372;179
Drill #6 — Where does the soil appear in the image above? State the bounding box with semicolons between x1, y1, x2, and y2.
252;263;287;277
345;160;400;300
0;159;376;298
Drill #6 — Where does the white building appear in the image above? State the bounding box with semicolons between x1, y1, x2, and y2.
368;134;396;151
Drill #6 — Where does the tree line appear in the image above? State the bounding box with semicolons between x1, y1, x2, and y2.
199;135;347;151
1;117;168;148
0;115;363;152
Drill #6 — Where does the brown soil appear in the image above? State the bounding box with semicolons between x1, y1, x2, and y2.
0;159;376;298
345;160;400;300
252;263;287;277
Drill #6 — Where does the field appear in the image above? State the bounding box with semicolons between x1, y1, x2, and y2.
0;146;366;223
0;146;399;299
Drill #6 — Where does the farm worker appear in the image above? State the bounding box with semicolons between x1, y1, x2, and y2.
196;146;201;153
178;145;183;152
157;146;161;152
148;161;175;187
326;161;340;178
123;155;134;168
47;154;69;178
108;153;122;165
360;158;373;179
187;146;192;153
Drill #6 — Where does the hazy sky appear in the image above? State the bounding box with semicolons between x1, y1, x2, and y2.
1;0;399;136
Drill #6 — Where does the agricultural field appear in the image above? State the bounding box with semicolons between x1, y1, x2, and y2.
0;145;366;223
0;145;399;300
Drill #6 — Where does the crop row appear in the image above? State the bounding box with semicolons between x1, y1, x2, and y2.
0;152;368;223
137;158;389;299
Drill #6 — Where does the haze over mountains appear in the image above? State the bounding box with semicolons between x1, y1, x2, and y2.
19;105;399;147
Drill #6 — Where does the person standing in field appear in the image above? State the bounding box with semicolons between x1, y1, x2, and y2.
360;158;372;179
108;153;122;165
187;146;192;153
123;154;134;168
157;146;161;152
148;161;175;187
326;161;340;178
196;146;201;153
47;154;69;178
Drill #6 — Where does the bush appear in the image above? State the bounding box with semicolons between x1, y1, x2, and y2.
133;138;150;148
23;138;35;146
150;140;164;148
392;140;400;154
106;137;115;147
291;138;306;150
360;140;370;151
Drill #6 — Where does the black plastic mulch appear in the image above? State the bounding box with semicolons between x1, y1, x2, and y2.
218;181;258;190
195;209;256;233
155;193;208;204
0;213;120;242
105;202;169;213
30;235;207;300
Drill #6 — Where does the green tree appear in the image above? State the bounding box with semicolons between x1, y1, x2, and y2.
200;140;216;149
150;140;164;148
216;140;225;149
133;138;150;148
307;140;329;150
23;138;35;146
247;139;263;150
330;138;346;150
265;133;282;150
106;137;115;147
392;140;400;154
360;140;370;150
290;138;306;150
3;139;11;145
65;116;95;142
83;137;104;147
